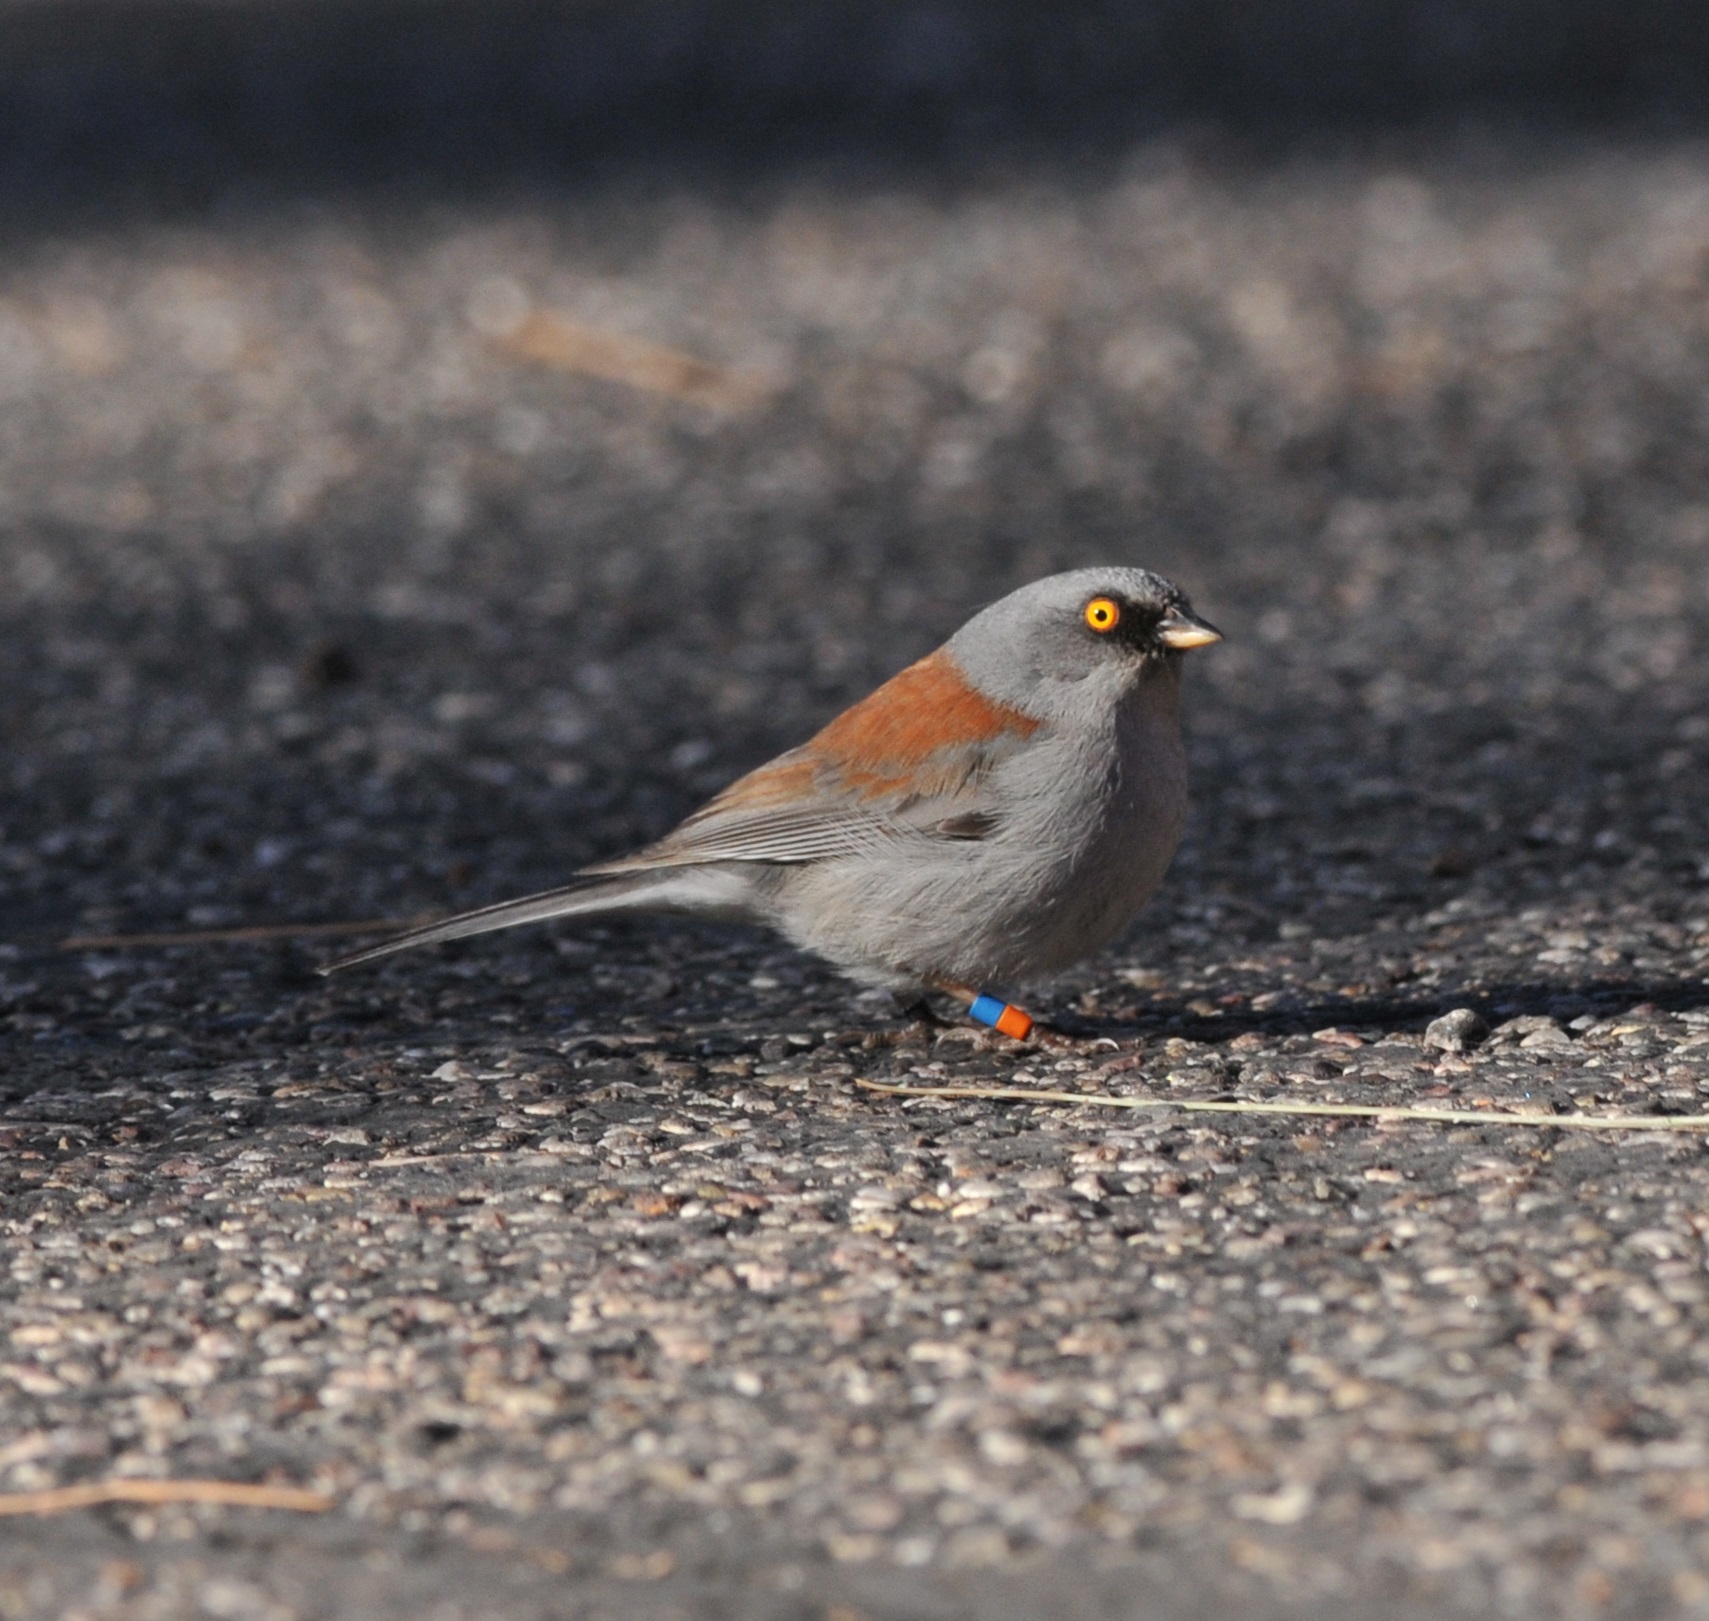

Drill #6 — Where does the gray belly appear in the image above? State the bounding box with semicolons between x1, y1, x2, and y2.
988;720;1188;978
774;708;1188;991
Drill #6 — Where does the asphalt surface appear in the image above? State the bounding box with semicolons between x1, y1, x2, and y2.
5;97;1709;1619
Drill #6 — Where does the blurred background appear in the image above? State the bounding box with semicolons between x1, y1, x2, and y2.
3;0;1707;962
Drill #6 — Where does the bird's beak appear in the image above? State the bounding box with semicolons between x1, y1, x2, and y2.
1157;606;1223;650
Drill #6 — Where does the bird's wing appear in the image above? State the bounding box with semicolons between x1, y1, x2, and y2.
591;656;1043;874
322;651;1042;972
585;751;925;871
594;795;898;868
322;738;1017;973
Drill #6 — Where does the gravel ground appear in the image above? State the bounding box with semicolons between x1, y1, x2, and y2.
5;98;1709;1618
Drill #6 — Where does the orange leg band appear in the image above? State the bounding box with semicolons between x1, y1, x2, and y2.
969;994;1033;1040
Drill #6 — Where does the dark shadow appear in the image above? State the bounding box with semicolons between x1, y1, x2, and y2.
1;0;1707;229
1092;974;1709;1045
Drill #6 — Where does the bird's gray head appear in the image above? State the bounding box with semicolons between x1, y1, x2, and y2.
945;566;1221;716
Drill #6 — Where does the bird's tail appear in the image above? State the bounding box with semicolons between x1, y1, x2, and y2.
318;870;667;974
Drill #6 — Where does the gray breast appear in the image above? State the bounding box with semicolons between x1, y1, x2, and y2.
981;688;1188;977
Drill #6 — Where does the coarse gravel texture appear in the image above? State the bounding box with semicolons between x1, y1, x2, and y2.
4;101;1709;1621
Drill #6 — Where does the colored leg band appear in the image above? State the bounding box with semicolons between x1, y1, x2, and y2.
969;995;1033;1040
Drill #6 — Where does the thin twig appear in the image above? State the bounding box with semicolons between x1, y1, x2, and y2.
0;1479;334;1516
60;918;426;950
855;1079;1709;1132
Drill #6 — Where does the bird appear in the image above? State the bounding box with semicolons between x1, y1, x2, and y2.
322;568;1221;1040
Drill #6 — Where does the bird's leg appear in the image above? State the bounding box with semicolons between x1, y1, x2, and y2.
966;992;1036;1041
928;979;1116;1051
927;980;1036;1043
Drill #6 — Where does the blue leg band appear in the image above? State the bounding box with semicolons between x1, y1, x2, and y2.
968;995;1007;1029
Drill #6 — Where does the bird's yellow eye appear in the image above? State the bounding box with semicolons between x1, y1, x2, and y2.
1084;597;1121;634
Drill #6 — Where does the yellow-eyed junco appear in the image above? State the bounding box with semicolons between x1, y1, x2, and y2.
323;568;1221;1039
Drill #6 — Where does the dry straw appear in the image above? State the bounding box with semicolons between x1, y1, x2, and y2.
0;1479;333;1516
857;1079;1709;1132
